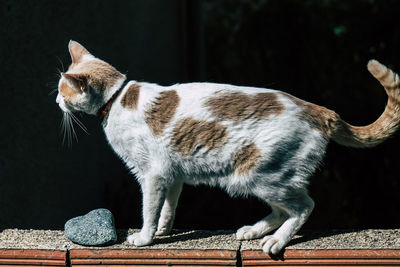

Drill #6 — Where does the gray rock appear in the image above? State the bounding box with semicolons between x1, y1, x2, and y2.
64;208;117;246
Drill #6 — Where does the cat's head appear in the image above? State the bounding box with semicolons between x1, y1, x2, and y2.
56;41;125;115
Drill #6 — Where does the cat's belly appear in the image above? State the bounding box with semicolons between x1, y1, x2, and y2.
172;157;258;197
181;173;257;197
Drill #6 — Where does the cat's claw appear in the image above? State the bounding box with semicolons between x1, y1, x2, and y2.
236;225;261;240
127;232;153;247
260;235;285;255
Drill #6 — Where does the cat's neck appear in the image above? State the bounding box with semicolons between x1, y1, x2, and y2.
103;76;127;102
98;77;128;121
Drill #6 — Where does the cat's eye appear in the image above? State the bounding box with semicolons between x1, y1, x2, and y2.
61;72;86;92
79;80;86;91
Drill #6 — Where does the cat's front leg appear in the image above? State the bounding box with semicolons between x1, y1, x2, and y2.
156;181;183;236
127;175;167;247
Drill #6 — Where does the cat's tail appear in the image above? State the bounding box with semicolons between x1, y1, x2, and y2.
331;60;400;148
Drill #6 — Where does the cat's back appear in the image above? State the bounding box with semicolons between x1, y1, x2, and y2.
166;82;299;119
112;81;323;139
172;82;280;102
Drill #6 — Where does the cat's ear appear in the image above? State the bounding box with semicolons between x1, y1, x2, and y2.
62;73;88;92
68;40;92;64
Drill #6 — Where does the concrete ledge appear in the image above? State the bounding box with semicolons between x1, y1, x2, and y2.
241;229;400;250
69;229;240;250
69;229;239;266
0;229;399;266
241;229;400;266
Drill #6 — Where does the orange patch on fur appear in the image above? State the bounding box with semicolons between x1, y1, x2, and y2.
233;143;262;176
67;60;125;91
121;83;141;109
281;92;338;137
329;61;400;148
171;118;228;156
59;81;78;100
205;91;284;122
146;90;180;136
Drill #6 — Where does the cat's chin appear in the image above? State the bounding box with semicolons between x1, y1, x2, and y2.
56;96;71;113
59;104;70;113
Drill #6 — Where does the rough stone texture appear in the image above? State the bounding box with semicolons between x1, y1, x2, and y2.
67;229;240;250
241;229;400;250
64;209;117;246
0;229;69;250
0;229;239;250
0;229;399;251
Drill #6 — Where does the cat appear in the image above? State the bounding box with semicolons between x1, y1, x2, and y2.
56;40;400;254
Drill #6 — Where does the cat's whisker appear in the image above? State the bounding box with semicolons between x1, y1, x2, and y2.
52;72;62;80
46;80;59;96
60;113;68;146
48;88;58;96
65;115;71;147
46;81;58;88
56;56;65;73
60;112;75;147
69;112;89;135
67;114;74;147
59;111;88;147
68;114;79;142
67;113;76;146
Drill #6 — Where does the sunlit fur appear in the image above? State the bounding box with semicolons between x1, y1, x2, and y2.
56;41;400;254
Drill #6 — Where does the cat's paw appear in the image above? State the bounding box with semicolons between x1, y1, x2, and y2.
127;232;153;247
260;235;285;255
155;227;172;236
236;225;262;240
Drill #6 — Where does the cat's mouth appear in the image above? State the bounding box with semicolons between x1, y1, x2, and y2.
57;94;88;146
58;101;70;113
56;93;79;114
56;94;70;113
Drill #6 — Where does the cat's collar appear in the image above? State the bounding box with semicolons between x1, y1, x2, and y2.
98;78;129;122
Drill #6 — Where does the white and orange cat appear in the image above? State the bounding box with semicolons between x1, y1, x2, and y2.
56;41;400;254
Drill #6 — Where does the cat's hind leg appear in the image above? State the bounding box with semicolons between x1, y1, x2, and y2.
155;180;183;236
260;192;314;254
236;205;286;240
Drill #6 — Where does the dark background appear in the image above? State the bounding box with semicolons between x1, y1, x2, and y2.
0;0;399;231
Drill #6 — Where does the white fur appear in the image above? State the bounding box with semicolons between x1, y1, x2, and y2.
57;51;328;254
96;81;328;252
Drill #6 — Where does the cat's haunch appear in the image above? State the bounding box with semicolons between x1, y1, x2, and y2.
56;40;400;254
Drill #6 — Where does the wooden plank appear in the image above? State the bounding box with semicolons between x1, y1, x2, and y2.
71;258;236;265
72;265;232;267
0;258;65;266
0;249;66;260
242;249;400;266
0;249;66;266
70;249;237;266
